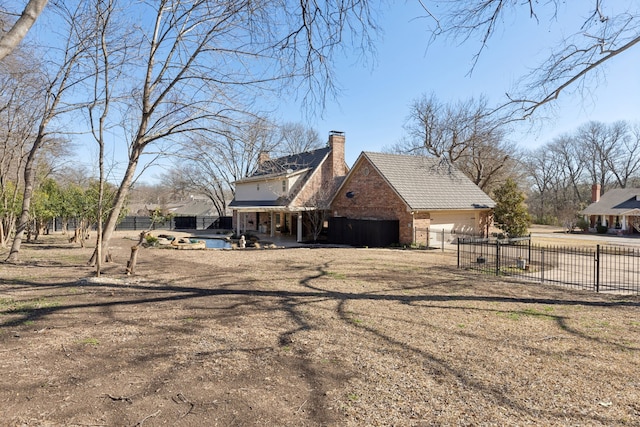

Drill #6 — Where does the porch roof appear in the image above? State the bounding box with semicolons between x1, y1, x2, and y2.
582;188;640;216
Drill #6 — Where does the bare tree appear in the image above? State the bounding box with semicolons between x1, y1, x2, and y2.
524;147;560;222
397;93;519;191
6;1;91;262
84;0;131;274
90;0;378;261
302;183;334;242
548;136;587;204
272;122;323;157
175;118;280;218
424;2;640;118
602;121;640;188
576;121;620;192
525;120;640;226
0;0;48;61
0;54;42;246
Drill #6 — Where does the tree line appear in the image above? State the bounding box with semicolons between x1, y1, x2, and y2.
524;120;640;227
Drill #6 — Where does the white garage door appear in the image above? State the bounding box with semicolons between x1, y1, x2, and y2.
429;212;477;245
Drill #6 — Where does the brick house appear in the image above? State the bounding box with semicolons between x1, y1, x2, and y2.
329;152;495;246
229;131;348;241
581;184;640;234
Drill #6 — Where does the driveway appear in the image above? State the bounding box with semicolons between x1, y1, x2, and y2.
529;225;640;248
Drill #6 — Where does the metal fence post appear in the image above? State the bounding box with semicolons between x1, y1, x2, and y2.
595;244;600;293
441;229;445;252
495;239;500;276
457;238;461;268
541;248;544;283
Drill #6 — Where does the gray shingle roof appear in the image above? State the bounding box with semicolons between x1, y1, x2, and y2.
362;152;495;210
581;188;640;215
247;147;330;179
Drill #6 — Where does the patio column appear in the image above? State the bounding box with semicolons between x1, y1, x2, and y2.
270;211;275;237
297;213;303;242
236;211;241;236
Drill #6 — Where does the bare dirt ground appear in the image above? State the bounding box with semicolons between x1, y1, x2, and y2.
1;231;639;426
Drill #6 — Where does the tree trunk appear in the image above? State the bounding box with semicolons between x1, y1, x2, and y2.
6;148;38;262
126;231;148;275
89;150;141;265
0;0;48;61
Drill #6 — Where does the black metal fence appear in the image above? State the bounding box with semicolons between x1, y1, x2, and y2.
115;216;227;230
54;216;231;232
457;237;640;295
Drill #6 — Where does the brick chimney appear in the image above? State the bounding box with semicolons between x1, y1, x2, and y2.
591;183;601;203
258;151;270;164
328;130;346;178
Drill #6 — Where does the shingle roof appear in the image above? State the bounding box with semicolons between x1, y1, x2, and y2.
171;198;218;216
230;147;331;209
242;147;330;180
362;152;495;210
581;188;640;215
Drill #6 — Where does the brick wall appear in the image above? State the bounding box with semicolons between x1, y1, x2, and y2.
330;157;429;245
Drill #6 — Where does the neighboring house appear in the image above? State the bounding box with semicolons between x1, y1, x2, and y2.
581;184;640;234
329;152;495;246
229;131;348;241
170;197;220;217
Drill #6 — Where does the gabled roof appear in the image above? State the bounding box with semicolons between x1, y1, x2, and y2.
229;146;331;209
581;188;640;216
234;147;330;183
336;152;495;211
171;198;218;216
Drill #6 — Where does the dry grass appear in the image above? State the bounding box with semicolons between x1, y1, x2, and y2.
0;233;639;426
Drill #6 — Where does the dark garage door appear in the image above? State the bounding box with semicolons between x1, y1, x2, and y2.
328;217;399;247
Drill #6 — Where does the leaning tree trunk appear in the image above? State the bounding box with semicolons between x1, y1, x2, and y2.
125;231;149;275
7;137;42;262
89;148;141;266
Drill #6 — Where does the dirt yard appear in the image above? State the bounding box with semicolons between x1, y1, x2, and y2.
1;232;639;426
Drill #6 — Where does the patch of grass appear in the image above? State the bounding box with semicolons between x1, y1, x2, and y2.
497;307;556;321
1;297;60;315
347;393;359;402
496;310;520;320
78;337;100;346
521;308;555;319
324;271;346;280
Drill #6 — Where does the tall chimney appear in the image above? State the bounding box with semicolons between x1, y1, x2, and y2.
591;184;601;203
328;130;346;178
258;151;270;164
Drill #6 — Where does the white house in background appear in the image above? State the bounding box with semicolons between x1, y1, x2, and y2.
228;131;348;242
581;184;640;234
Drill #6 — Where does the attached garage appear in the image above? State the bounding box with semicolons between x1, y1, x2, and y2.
429;211;480;246
330;152;495;246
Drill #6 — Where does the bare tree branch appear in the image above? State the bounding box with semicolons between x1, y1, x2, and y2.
0;0;48;61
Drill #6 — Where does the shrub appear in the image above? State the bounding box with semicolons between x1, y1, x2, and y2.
576;217;589;232
596;224;608;234
145;234;159;246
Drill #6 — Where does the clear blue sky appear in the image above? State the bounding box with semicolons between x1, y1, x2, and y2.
31;2;636;183
272;2;640;169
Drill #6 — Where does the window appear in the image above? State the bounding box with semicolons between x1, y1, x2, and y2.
282;180;287;192
257;183;260;191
